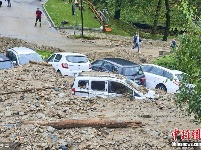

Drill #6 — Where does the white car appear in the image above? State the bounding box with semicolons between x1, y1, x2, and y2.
141;64;184;93
6;47;43;66
72;71;156;99
46;52;92;76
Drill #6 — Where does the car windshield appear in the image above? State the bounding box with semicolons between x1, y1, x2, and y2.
124;66;143;76
18;53;43;65
0;61;13;69
66;55;88;63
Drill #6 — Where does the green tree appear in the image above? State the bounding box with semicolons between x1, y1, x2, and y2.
114;0;122;19
174;1;201;121
151;0;162;34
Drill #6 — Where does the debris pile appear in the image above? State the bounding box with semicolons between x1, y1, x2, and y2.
0;62;199;150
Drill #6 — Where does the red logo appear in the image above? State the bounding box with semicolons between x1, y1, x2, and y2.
171;128;201;141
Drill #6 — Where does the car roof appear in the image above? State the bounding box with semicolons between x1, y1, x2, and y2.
102;58;138;66
53;52;86;56
171;70;183;74
77;71;140;90
7;47;36;55
142;64;183;74
0;53;10;61
78;71;126;80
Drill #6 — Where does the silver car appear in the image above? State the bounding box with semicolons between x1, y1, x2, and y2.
6;47;43;66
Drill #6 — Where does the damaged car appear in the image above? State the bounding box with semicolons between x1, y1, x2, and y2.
72;72;156;99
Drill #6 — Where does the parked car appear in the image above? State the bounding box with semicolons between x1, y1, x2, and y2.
72;71;155;99
6;47;43;66
91;58;146;86
0;53;14;70
46;52;92;76
141;64;184;93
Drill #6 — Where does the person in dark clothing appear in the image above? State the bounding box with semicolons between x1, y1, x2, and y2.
131;32;142;53
170;38;177;49
5;0;11;7
35;8;42;27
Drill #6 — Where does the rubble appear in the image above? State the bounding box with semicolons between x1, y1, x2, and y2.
0;35;200;149
0;62;200;150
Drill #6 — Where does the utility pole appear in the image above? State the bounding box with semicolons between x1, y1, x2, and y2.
80;0;83;36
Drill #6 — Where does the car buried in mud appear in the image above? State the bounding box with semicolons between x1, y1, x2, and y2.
72;72;156;99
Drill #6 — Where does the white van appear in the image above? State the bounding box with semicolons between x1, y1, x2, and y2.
72;72;156;99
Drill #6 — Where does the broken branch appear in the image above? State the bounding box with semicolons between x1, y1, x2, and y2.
29;60;52;66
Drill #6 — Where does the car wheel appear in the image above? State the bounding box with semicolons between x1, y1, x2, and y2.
155;84;167;93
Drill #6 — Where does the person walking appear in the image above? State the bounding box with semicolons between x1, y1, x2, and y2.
34;8;42;27
5;0;11;7
131;32;142;53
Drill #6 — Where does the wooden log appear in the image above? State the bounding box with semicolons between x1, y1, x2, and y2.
23;119;144;129
29;60;52;66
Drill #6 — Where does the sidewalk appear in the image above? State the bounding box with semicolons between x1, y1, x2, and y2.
0;0;105;53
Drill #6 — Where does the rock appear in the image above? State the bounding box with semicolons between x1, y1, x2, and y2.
4;111;12;117
47;126;55;133
59;145;68;150
18;111;24;116
54;87;59;91
29;105;36;110
58;93;66;98
141;114;152;118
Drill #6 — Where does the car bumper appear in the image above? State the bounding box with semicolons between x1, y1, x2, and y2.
61;69;92;76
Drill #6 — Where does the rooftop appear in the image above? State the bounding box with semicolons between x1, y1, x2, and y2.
8;47;37;55
54;52;86;56
78;71;125;79
142;63;183;74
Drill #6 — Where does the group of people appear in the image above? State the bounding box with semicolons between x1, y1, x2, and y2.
131;32;177;53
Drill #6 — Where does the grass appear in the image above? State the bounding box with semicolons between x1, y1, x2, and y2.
36;50;53;59
44;1;138;37
44;1;100;28
44;0;165;39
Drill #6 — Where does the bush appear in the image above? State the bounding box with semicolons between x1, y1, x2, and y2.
36;50;53;59
152;54;178;70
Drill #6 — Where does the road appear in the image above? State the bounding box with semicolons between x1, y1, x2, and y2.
0;0;111;53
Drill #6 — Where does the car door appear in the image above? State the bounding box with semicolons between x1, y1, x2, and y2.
102;61;113;72
108;81;134;98
51;54;62;71
88;80;108;98
75;80;90;97
146;67;165;89
91;60;104;71
163;70;178;93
